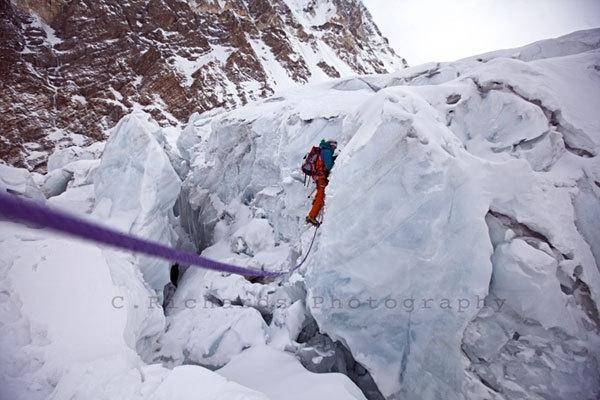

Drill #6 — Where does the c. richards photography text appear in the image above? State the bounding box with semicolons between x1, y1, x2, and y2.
111;294;506;313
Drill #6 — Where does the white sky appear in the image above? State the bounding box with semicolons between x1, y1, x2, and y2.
362;0;600;65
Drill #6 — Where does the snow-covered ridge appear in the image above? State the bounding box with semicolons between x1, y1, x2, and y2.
1;29;600;399
461;28;600;63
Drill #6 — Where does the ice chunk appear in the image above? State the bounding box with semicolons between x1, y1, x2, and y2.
156;304;268;369
0;164;45;202
47;142;104;172
306;87;495;399
491;238;577;333
94;110;182;291
40;167;73;198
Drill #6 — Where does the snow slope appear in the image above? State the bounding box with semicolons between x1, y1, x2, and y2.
1;29;600;400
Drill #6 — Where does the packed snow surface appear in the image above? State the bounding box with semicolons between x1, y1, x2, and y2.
1;29;600;400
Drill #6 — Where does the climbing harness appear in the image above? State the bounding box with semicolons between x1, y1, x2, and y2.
0;192;319;278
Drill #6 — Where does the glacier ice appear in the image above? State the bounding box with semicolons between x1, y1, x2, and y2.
174;29;600;400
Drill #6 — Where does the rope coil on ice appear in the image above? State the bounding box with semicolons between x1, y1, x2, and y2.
0;192;318;277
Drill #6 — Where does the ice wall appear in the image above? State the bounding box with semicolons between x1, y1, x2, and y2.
94;110;182;292
305;35;600;399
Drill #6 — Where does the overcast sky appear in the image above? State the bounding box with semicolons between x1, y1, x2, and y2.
362;0;600;66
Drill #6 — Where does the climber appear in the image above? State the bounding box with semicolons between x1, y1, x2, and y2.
304;139;337;226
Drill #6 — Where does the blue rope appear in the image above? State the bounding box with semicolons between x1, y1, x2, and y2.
0;192;318;278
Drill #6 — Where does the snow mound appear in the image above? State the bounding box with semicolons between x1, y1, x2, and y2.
218;345;367;400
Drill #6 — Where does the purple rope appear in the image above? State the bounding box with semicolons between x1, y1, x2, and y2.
289;216;321;274
0;191;294;277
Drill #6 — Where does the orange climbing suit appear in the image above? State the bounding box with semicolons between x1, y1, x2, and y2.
308;174;328;219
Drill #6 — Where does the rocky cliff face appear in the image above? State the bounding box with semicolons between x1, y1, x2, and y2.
0;0;405;171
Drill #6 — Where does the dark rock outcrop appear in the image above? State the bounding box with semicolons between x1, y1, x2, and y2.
1;0;406;171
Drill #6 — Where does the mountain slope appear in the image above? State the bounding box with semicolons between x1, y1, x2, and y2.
0;0;405;171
